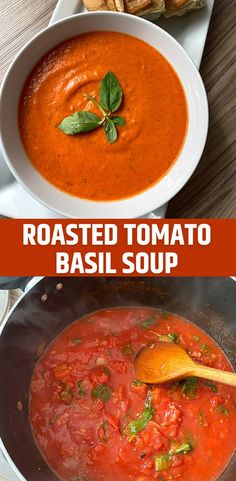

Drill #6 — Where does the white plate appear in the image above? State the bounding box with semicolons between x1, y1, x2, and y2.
0;0;214;219
0;291;9;326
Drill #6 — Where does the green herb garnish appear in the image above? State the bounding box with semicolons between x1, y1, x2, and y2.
77;380;86;396
170;381;180;390
215;405;229;416
154;454;171;471
154;443;192;472
60;388;74;405
132;379;145;387
91;384;112;403
167;333;179;343
170;443;192;455
123;392;153;436
202;343;210;353
193;336;200;342
122;342;134;356
141;316;157;329
182;377;198;399
205;381;218;392
58;71;125;144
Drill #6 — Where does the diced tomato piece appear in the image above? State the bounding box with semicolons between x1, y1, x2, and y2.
154;402;181;438
89;366;111;386
53;363;70;380
60;441;78;458
105;412;119;430
140;421;163;451
210;395;225;408
117;384;126;401
130;382;148;399
108;361;127;373
118;440;138;464
139;456;154;473
171;454;184;467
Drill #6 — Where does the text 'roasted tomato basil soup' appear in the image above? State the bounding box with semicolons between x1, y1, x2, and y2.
19;32;188;201
30;308;236;481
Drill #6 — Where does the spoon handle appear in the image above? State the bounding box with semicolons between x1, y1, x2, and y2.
192;364;236;387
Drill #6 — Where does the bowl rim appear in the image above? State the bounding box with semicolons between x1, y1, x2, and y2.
0;11;209;218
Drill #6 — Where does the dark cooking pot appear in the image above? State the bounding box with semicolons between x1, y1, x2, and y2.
0;277;235;481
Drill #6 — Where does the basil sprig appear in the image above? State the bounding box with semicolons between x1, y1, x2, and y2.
123;392;154;437
58;71;126;144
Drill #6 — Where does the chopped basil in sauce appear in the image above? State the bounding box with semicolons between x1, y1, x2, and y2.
167;333;179;343
202;343;210;353
205;381;218;392
123;392;153;436
141;316;157;329
215;405;230;416
77;380;86;396
91;384;112;402
122;342;134;355
132;379;145;387
182;377;198;399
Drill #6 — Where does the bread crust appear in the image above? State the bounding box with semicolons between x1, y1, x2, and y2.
165;0;205;17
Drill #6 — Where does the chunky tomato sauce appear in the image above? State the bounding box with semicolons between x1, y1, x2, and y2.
19;32;188;201
30;308;236;481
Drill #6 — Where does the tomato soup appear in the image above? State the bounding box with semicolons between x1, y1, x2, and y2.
19;32;188;201
30;308;236;481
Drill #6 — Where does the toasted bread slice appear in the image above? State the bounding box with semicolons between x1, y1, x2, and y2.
124;0;151;14
83;0;109;10
165;0;205;17
83;0;124;11
135;0;165;17
105;0;117;10
114;0;125;10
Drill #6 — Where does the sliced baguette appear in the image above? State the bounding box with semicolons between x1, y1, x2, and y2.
114;0;125;11
124;0;151;14
83;0;124;11
136;0;165;18
83;0;109;10
165;0;205;17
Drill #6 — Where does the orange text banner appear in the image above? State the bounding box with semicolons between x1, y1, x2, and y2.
0;219;234;277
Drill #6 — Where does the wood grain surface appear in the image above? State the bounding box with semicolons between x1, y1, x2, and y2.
0;0;235;218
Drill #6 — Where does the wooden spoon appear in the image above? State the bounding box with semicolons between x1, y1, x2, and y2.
134;341;236;387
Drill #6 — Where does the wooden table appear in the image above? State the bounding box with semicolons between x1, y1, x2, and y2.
0;0;235;218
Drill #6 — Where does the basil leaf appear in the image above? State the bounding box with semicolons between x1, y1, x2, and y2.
167;333;179;343
103;118;117;144
112;115;126;126
141;316;157;329
77;381;86;396
154;454;171;471
132;379;144;387
100;71;122;113
91;384;112;403
123;393;153;436
122;342;134;356
59;111;102;135
205;381;218;392
202;343;210;353
215;404;229;416
182;377;198;399
170;443;192;455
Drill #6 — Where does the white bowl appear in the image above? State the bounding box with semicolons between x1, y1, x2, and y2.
0;12;208;219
